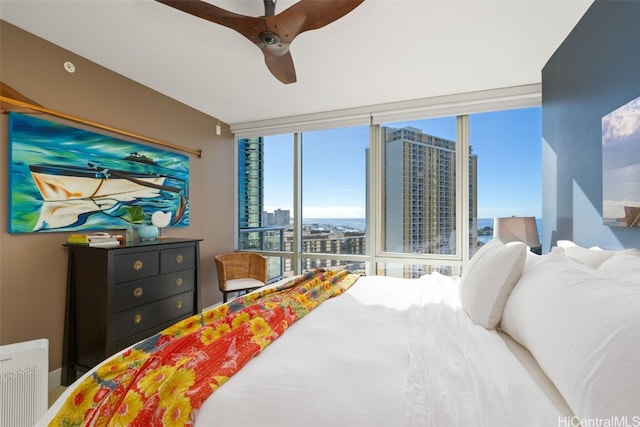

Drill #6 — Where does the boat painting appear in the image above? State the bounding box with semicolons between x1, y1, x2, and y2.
602;95;640;227
8;113;190;233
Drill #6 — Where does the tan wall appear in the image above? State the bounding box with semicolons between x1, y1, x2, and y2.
0;21;236;372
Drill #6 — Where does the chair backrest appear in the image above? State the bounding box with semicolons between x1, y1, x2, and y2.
214;252;267;291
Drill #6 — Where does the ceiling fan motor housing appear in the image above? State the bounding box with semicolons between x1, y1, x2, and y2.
260;31;281;46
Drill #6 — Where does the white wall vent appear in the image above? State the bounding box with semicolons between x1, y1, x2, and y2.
0;339;48;427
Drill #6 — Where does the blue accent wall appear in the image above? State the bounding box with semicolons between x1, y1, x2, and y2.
541;0;640;251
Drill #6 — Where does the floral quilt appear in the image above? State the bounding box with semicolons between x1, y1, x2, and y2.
50;268;359;427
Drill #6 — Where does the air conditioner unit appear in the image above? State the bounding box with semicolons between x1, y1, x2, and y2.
0;339;48;427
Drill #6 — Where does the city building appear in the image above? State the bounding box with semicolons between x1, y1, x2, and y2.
238;137;264;250
382;126;478;275
263;208;291;227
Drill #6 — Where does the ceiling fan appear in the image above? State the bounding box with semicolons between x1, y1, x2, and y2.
156;0;365;84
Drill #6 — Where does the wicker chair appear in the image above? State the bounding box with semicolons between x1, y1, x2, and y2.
214;252;268;303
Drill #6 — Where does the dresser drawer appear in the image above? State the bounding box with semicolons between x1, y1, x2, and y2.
114;270;195;311
113;315;190;355
114;291;194;341
63;238;202;386
161;246;195;274
113;251;159;283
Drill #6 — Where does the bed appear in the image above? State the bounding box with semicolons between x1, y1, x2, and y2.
39;239;640;426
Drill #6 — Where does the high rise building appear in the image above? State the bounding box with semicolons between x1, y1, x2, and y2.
382;126;478;262
238;137;264;249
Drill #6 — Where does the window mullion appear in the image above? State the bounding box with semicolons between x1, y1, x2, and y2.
457;115;470;266
292;132;302;275
369;123;381;274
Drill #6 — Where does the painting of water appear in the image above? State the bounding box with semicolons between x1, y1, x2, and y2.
8;113;190;233
602;95;640;227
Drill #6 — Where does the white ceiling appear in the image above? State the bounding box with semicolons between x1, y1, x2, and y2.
0;0;593;126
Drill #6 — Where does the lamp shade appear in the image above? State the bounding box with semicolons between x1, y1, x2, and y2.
493;216;540;248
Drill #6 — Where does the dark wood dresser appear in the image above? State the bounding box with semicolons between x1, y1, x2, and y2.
61;238;202;385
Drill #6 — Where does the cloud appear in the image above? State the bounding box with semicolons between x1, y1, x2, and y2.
602;96;640;146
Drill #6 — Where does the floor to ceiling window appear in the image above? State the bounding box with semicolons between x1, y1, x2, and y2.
301;126;369;272
238;134;294;281
237;126;370;280
469;107;542;251
235;91;542;280
377;117;467;277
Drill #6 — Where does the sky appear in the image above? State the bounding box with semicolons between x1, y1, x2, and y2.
262;107;542;219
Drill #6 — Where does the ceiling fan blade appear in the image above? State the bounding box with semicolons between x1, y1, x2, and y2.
156;0;265;43
156;0;364;84
262;48;297;84
267;0;365;41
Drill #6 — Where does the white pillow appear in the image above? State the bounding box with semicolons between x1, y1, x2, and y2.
556;240;602;250
459;239;527;329
598;248;640;283
501;254;640;418
523;250;542;271
559;244;617;269
556;240;577;248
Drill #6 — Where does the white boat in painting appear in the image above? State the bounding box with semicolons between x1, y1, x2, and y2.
29;164;167;201
33;199;118;231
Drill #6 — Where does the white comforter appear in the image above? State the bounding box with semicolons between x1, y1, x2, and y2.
43;273;571;426
196;273;569;426
404;275;568;426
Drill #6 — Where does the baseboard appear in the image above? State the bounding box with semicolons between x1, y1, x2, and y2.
48;368;61;392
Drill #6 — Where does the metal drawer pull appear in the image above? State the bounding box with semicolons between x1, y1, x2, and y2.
176;277;183;287
175;300;183;310
133;287;143;298
133;260;143;271
133;314;142;324
176;254;184;264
